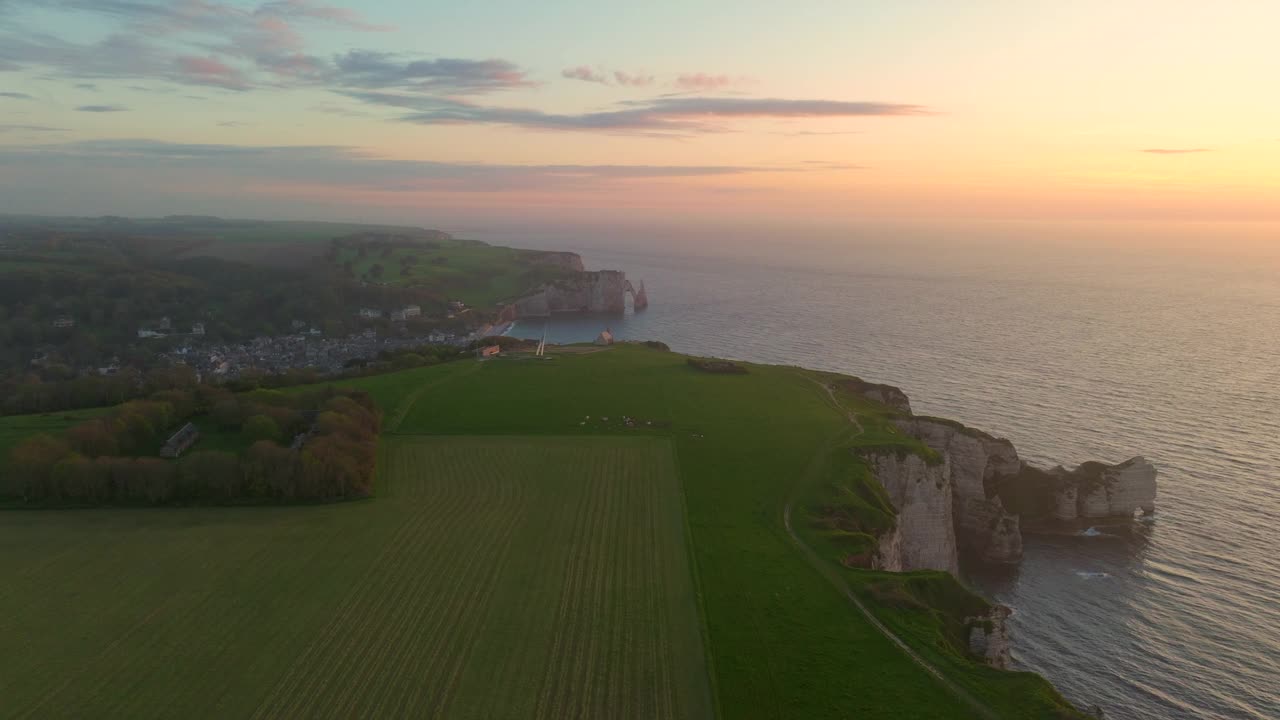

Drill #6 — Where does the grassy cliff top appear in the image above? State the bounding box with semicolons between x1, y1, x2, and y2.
2;343;1084;719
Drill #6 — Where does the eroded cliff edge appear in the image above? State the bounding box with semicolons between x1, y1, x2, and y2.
835;378;1157;575
513;269;630;315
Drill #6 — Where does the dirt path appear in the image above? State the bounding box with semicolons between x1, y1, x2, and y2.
385;363;481;433
784;372;998;720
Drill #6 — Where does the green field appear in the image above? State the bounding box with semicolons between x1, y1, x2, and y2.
0;434;712;719
2;344;1084;719
0;407;110;460
336;239;575;307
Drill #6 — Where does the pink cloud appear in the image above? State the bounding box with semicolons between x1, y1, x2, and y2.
676;73;733;90
255;1;395;32
176;55;250;89
562;65;609;84
613;71;653;87
562;66;654;87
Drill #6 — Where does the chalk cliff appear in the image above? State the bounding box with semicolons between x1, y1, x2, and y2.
1040;457;1158;522
893;417;1025;564
865;451;960;576
513;270;629;316
854;385;1156;573
967;605;1013;669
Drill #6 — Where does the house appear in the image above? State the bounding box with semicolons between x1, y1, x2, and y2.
191;322;205;336
291;319;307;330
160;422;200;459
358;308;382;319
447;300;467;313
479;345;501;359
158;317;172;331
51;315;75;329
390;309;407;322
402;304;421;318
594;328;615;346
138;328;164;339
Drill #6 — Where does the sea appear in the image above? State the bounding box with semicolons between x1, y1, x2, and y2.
465;220;1280;720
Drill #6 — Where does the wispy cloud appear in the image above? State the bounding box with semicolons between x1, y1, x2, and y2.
254;0;395;32
176;56;251;90
76;104;128;112
0;0;506;97
355;94;931;135
0;123;66;132
675;73;738;91
1141;148;1211;154
332;51;530;94
0;139;834;194
562;66;609;84
613;71;653;87
1;91;35;99
561;66;654;87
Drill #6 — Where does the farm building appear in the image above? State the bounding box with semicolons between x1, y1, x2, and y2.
160;423;200;459
594;329;615;346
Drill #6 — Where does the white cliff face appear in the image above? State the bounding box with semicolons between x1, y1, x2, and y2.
984;515;1023;565
1079;484;1111;518
967;605;1013;669
513;270;628;317
895;418;1024;564
1050;456;1158;520
874;521;904;572
1103;456;1157;516
864;451;959;576
1053;484;1079;521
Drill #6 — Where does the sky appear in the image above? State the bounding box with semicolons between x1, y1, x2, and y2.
1;0;1278;235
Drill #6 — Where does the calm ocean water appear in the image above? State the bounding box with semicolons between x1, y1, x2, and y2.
485;228;1280;720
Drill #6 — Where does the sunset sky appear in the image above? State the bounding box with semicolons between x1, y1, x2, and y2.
2;1;1278;229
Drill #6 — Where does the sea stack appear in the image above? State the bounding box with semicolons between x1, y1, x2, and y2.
633;280;649;310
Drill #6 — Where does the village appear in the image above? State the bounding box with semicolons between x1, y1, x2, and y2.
146;301;512;380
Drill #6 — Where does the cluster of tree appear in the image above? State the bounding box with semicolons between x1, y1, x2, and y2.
357;344;469;373
466;335;535;352
2;338;467;417
1;365;198;416
4;388;381;506
63;398;181;458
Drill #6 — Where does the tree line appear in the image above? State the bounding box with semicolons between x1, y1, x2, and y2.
1;342;464;417
4;386;381;506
